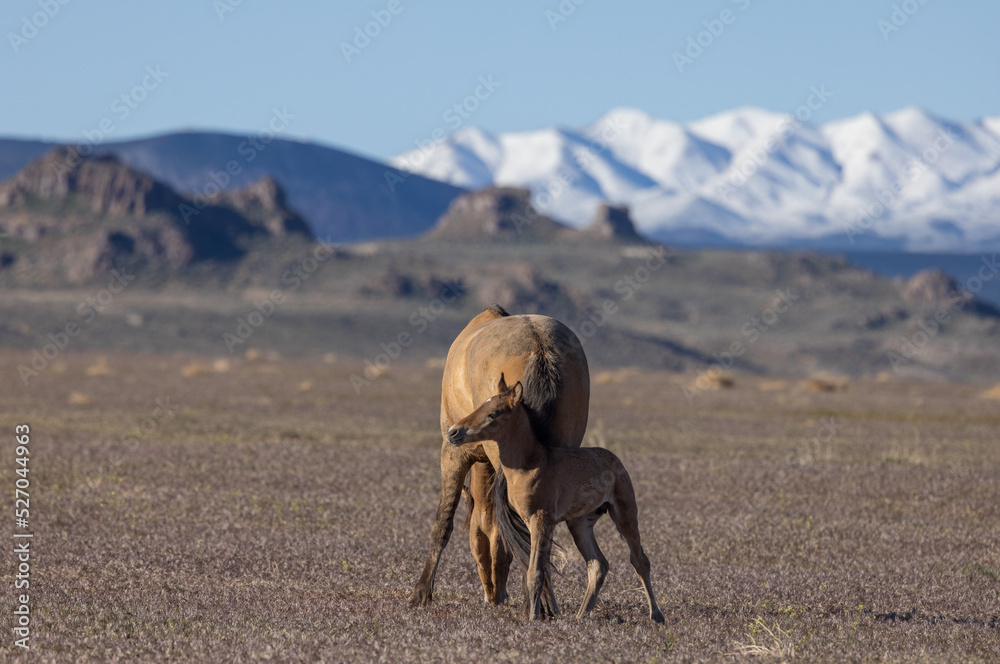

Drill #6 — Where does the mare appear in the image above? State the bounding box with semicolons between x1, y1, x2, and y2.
409;305;590;609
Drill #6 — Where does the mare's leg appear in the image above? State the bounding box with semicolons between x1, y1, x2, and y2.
609;476;665;623
468;462;509;604
409;443;471;607
526;515;557;620
567;515;609;619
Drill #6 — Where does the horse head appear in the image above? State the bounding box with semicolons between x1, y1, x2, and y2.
447;374;524;446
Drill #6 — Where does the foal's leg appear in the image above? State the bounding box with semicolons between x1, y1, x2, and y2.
520;560;558;619
567;515;609;619
526;515;557;620
609;479;665;624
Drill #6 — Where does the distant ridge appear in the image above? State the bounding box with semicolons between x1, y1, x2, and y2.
0;131;467;243
6;105;999;251
392;106;1000;252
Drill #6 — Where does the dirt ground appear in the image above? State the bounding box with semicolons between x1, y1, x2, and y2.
1;350;998;662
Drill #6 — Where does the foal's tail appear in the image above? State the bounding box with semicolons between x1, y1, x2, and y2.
493;471;531;569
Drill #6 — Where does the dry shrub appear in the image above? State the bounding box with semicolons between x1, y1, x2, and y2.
212;358;231;373
298;380;313;392
802;372;850;392
981;384;1000;400
322;352;338;364
583;419;608;448
593;367;640;386
732;618;797;659
181;363;208;378
883;442;937;466
757;379;788;392
67;391;92;405
593;371;622;386
245;349;261;361
85;358;111;377
691;371;734;391
425;357;447;370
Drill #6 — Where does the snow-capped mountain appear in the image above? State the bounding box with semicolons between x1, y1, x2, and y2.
391;107;1000;251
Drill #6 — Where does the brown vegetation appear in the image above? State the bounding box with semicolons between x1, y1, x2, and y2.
801;372;850;393
2;350;997;662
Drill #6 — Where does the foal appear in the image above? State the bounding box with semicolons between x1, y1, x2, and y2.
447;375;664;623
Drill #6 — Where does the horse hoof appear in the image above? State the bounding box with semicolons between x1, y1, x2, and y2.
409;586;432;607
651;610;665;624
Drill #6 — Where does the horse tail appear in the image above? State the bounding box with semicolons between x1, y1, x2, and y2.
492;471;531;570
461;482;473;532
520;321;564;446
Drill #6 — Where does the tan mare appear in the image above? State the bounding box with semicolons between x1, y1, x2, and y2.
447;375;664;623
409;304;589;608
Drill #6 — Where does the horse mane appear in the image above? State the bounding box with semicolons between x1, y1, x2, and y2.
483;303;510;318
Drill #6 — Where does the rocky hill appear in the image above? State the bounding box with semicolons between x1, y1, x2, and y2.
427;187;568;241
427;187;647;244
0;131;467;243
0;148;312;283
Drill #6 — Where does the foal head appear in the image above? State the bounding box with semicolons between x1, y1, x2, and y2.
447;374;524;447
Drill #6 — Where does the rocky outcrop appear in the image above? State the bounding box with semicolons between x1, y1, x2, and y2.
0;148;314;283
361;269;464;300
428;187;567;241
206;176;312;237
473;262;582;316
427;188;651;245
900;268;1000;318
0;147;183;218
901;269;959;304
581;203;646;243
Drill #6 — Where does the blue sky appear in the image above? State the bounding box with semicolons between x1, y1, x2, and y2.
3;0;998;161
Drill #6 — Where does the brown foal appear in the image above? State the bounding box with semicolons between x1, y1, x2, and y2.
447;375;664;623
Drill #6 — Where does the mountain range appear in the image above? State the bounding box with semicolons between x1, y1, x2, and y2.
3;106;999;253
391;107;1000;252
2;147;999;381
0;132;463;244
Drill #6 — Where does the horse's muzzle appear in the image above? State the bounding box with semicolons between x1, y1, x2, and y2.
446;426;467;446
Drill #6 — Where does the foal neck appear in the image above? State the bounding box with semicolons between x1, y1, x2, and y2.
494;405;546;470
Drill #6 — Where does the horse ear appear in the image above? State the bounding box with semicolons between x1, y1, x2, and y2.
511;381;523;404
498;373;508;393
